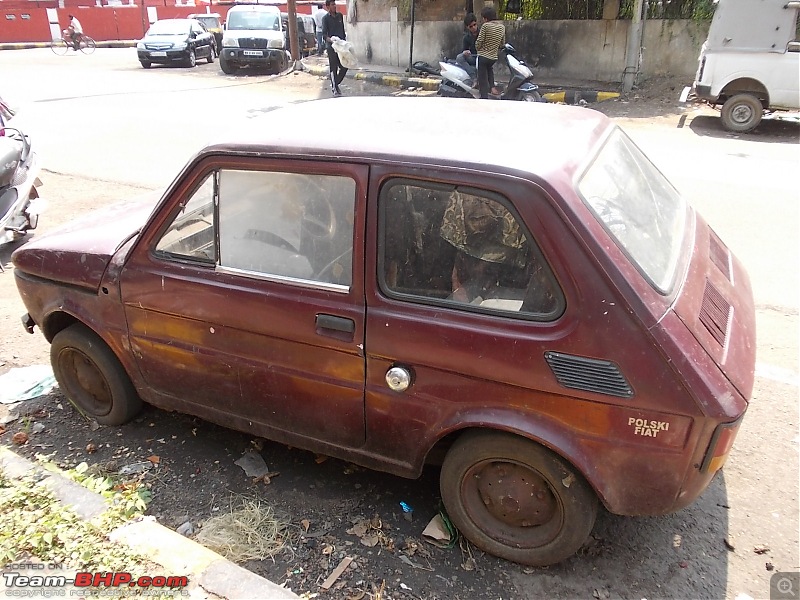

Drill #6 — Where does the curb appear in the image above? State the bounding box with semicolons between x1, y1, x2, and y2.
542;90;620;104
0;446;299;600
302;61;440;91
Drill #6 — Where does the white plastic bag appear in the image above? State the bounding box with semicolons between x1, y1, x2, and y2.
331;37;358;69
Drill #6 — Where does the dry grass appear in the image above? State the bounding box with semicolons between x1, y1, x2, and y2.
195;496;291;562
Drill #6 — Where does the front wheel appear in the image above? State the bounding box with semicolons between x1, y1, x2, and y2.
185;49;197;68
140;60;151;69
51;324;142;426
440;430;598;566
50;39;69;55
521;91;542;102
220;56;237;74
720;93;763;133
79;36;96;54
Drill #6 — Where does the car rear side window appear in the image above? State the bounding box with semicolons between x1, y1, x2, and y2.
378;180;564;319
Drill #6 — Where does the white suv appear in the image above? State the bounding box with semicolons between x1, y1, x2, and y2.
220;5;288;74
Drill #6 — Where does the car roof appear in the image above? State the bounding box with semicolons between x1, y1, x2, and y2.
190;13;221;18
228;4;280;12
204;97;612;182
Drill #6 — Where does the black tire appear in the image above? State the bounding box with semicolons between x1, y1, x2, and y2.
186;49;197;68
140;60;151;69
50;324;142;426
720;93;763;133
220;56;236;74
440;430;598;566
521;91;542;102
207;46;215;64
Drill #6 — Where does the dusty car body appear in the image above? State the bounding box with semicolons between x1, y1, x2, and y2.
136;18;215;69
13;97;756;567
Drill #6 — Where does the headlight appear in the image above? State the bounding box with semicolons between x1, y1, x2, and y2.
136;42;144;50
173;40;187;51
267;38;284;49
222;37;239;48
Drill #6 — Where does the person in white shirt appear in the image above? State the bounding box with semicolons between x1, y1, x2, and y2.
312;4;326;56
67;15;83;50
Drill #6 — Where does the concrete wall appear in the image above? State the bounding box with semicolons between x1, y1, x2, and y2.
348;18;710;82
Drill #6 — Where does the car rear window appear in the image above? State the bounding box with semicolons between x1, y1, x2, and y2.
577;128;689;294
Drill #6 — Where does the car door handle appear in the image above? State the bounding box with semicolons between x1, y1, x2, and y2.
315;313;355;334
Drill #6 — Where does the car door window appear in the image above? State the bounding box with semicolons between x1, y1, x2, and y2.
379;180;563;319
154;169;356;288
217;169;355;287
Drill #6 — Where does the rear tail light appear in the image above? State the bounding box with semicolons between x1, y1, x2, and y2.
700;417;743;473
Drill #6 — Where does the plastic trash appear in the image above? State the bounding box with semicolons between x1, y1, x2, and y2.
0;365;57;404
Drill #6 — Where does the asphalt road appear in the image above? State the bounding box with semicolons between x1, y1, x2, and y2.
1;48;798;600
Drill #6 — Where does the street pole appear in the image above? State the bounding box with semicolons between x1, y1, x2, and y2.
622;0;644;93
408;0;415;73
287;0;303;70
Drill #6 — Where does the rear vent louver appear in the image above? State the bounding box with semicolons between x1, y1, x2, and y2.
709;233;731;281
544;352;634;398
699;280;731;346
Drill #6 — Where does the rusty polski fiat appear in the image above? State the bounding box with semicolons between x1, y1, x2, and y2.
12;97;756;566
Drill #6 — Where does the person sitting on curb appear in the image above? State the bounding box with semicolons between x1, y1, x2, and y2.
455;13;479;82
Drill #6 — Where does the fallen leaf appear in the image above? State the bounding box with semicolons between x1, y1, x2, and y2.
147;455;160;465
12;431;28;445
301;519;311;532
315;454;329;464
322;543;334;555
360;533;380;548
753;544;770;555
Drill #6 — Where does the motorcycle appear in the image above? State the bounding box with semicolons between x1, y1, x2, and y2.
437;43;543;102
0;123;44;253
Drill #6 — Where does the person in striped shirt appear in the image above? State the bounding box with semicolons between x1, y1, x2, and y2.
475;6;505;99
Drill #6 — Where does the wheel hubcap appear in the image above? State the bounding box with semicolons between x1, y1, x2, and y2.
462;459;563;548
475;462;557;527
732;104;754;124
60;349;112;415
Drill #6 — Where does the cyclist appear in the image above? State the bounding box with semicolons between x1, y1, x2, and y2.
66;15;83;50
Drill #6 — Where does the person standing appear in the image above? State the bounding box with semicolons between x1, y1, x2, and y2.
475;6;505;99
322;0;347;97
455;13;478;80
312;3;326;56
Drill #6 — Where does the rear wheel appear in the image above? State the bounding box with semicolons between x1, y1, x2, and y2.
521;91;542;102
207;46;215;64
720;93;763;133
50;324;142;426
440;430;598;566
50;39;69;55
79;36;96;54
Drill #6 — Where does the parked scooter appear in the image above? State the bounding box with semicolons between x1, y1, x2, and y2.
438;44;543;102
0;124;44;252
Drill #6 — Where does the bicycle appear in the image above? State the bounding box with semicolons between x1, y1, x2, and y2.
51;34;97;55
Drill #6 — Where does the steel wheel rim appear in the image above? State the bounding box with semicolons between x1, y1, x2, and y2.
57;348;113;416
731;103;755;125
460;458;564;548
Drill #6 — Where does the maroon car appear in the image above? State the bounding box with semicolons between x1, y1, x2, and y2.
13;97;756;566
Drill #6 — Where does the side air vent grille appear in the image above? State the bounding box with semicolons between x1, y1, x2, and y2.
544;352;634;398
699;280;731;346
709;233;731;281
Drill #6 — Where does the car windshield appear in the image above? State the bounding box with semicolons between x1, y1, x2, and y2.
227;11;279;31
577;128;688;294
147;21;189;36
195;17;218;28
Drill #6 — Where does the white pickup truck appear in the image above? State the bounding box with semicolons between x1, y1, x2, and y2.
682;0;799;132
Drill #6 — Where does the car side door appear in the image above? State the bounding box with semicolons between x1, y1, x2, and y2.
119;157;368;447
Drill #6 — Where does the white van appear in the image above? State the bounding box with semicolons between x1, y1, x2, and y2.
683;0;800;132
220;4;288;75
